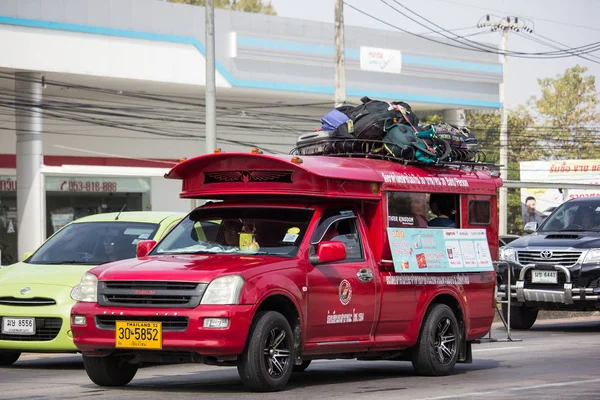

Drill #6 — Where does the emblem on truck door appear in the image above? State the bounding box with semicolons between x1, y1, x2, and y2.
339;280;352;306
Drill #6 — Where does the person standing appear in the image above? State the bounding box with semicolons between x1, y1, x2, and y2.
522;196;545;225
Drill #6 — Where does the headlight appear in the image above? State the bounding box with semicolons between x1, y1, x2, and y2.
499;247;517;262
583;248;600;264
70;272;98;302
200;275;245;305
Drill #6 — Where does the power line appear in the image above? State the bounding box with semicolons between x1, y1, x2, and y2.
424;0;600;32
346;1;600;59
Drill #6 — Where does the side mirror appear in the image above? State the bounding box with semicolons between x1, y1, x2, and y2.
310;241;347;265
523;222;538;234
22;252;33;261
136;240;157;258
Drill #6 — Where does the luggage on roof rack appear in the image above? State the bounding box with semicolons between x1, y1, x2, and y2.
303;96;485;166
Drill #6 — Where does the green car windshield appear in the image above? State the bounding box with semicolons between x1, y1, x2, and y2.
28;222;160;265
152;207;313;257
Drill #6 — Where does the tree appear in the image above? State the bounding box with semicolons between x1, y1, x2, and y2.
531;65;600;159
466;107;538;234
168;0;277;15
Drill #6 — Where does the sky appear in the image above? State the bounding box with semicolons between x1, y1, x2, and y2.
268;0;600;109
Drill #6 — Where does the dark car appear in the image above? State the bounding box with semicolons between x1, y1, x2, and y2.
497;197;600;329
499;234;521;247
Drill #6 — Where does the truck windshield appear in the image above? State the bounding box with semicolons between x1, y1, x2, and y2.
539;200;600;232
152;207;314;257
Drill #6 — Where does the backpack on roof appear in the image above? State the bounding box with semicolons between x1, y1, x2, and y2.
421;122;479;161
382;118;451;164
334;96;420;140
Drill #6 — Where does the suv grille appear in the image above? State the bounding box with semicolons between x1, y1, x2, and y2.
0;317;62;341
0;297;56;306
98;281;208;308
517;251;582;266
95;316;189;332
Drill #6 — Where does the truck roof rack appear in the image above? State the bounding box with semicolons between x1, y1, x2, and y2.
290;138;498;170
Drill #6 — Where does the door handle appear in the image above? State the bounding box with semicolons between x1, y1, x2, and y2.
357;268;374;283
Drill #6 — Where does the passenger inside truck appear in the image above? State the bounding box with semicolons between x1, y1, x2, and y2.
427;194;457;228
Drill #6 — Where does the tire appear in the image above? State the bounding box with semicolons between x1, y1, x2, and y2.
292;360;311;373
411;304;460;376
82;355;138;387
0;351;20;366
502;304;538;330
237;311;295;392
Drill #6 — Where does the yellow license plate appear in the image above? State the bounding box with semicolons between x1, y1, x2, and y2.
115;321;162;350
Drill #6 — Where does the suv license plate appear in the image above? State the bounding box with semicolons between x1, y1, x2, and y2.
115;321;162;350
1;317;36;335
532;270;558;284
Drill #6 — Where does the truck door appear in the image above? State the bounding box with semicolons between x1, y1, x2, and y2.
305;208;377;349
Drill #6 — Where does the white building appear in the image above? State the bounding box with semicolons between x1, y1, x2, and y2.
0;0;502;263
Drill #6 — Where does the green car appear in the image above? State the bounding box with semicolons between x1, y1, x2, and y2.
0;211;185;366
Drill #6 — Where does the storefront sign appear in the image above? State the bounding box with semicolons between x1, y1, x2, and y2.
520;160;600;223
0;176;151;193
0;176;17;192
360;46;402;74
387;228;493;273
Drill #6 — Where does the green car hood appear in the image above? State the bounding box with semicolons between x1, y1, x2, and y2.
0;262;94;288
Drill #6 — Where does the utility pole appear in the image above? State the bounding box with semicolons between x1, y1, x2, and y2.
205;0;217;153
477;15;533;235
334;0;346;107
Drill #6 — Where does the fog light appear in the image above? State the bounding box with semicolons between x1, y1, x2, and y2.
71;315;87;326
203;317;229;329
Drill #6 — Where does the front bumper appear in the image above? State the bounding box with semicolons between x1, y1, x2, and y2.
70;302;254;357
0;302;77;352
498;263;600;304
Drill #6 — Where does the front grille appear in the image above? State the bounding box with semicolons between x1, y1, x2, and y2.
0;317;62;341
0;297;56;306
98;281;208;308
517;250;582;267
95;316;189;332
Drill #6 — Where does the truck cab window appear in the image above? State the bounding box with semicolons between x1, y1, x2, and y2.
312;209;364;261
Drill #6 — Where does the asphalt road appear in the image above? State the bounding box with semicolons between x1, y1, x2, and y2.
1;317;599;400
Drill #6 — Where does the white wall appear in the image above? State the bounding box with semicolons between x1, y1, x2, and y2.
0;25;231;88
150;176;192;213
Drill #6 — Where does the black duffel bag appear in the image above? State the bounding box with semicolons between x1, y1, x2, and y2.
334;96;420;140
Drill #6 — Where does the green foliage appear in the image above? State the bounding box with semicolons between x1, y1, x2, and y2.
419;114;444;125
168;0;277;15
531;65;600;159
465;108;537;234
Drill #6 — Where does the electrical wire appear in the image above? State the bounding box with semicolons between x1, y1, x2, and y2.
424;0;600;32
345;1;600;59
381;0;600;57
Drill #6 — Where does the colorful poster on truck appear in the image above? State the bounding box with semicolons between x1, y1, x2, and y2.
387;228;493;273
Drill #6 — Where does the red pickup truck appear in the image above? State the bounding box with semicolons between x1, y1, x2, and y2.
70;151;500;392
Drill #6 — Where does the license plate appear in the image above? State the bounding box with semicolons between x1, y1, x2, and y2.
532;270;558;284
115;321;162;350
1;317;36;335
